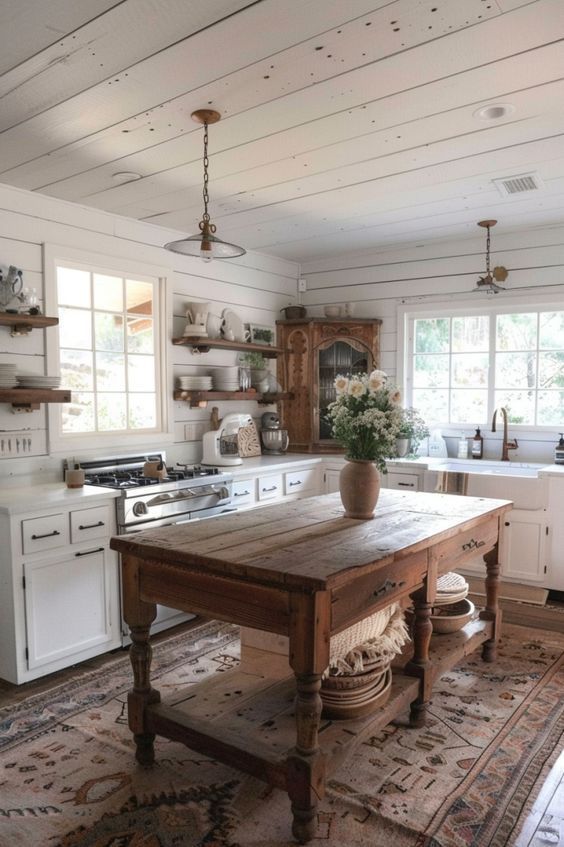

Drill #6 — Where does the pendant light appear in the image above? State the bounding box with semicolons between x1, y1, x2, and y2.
164;109;245;261
473;219;509;294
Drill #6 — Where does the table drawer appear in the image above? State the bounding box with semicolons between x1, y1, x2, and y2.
232;478;256;507
70;505;111;543
258;473;283;501
387;472;419;491
331;550;428;632
434;516;499;573
22;513;69;555
284;468;318;496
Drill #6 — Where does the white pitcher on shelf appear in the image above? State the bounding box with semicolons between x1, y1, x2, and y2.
183;302;210;337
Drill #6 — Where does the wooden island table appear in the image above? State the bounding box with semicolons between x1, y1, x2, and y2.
110;489;511;843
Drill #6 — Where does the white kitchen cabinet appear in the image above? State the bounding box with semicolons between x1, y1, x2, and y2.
257;473;284;502
545;477;564;591
384;471;420;491
500;510;548;584
284;467;319;497
24;546;113;670
0;494;120;684
232;477;257;509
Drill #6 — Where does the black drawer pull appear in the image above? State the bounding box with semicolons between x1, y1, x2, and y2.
31;530;61;540
78;521;105;530
373;578;406;598
75;547;104;557
462;538;486;551
262;485;277;492
397;482;414;487
289;480;302;486
234;490;250;497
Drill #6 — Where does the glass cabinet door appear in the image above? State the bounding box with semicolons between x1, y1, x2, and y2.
317;339;371;440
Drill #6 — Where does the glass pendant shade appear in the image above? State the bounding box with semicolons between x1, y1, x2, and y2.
164;109;245;261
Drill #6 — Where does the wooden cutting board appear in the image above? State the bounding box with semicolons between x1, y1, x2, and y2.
238;421;261;457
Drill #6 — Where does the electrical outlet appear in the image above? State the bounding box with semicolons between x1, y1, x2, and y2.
298;278;307;293
184;422;208;442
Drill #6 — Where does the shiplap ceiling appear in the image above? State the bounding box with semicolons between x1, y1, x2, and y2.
2;0;564;262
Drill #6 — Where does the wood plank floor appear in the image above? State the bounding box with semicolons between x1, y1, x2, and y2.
1;610;562;846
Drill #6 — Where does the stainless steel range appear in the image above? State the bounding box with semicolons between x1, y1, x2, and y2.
68;453;235;642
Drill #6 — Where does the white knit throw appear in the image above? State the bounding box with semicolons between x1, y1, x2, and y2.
326;603;410;677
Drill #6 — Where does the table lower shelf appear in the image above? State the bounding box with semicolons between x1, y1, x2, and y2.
145;616;492;788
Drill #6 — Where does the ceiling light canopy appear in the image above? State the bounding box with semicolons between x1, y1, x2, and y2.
474;219;509;294
473;103;515;121
164;109;245;262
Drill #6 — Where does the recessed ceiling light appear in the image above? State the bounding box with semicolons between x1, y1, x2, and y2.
112;171;142;183
473;103;515;121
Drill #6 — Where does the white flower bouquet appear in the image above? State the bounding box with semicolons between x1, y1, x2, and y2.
327;370;403;470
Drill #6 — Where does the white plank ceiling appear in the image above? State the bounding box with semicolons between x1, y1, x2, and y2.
1;0;564;262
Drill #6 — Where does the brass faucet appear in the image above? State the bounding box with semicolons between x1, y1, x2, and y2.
491;406;518;461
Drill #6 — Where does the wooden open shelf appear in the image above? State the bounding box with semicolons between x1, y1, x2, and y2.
173;389;291;408
172;336;283;358
0;312;59;336
145;617;490;787
0;388;71;410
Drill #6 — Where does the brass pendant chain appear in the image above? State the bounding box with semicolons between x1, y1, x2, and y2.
485;224;491;277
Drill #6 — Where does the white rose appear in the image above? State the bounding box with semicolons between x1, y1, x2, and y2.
390;389;402;405
335;375;349;395
348;379;366;398
368;370;387;391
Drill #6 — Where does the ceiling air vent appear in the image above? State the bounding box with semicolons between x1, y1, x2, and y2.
493;173;545;197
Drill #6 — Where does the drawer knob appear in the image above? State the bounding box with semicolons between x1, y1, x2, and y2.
397;482;414;487
31;530;61;540
78;521;105;530
234;490;250;497
289;480;302;486
373;578;405;598
262;486;277;492
461;538;486;551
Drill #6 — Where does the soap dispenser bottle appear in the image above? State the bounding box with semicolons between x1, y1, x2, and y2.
555;433;564;465
472;427;483;459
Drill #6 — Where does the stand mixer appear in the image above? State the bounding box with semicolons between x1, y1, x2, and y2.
201;412;253;466
260;412;289;455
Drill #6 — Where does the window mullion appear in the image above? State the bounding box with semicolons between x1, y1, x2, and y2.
488;312;496;421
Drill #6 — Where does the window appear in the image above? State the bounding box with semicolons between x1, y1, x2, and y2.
405;307;564;427
45;247;168;446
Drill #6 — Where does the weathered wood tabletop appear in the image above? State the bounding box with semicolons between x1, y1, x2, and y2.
111;489;511;843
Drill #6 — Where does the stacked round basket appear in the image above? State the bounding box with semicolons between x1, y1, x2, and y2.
320;603;410;720
428;571;475;633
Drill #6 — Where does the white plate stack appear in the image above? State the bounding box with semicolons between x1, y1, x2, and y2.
0;364;18;388
211;367;240;391
16;374;61;389
177;375;213;391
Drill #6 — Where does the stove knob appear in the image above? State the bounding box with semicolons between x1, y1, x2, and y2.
132;501;149;516
219;486;229;499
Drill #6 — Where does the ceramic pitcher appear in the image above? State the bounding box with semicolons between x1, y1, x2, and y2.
185;302;210;328
0;266;23;309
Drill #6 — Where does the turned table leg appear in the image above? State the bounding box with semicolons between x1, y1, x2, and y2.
405;586;433;727
480;543;502;663
122;554;160;767
287;592;330;844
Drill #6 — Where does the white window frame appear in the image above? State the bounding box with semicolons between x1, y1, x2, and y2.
397;291;564;434
44;243;173;454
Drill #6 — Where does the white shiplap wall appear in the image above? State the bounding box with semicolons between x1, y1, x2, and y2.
301;225;564;463
0;182;298;482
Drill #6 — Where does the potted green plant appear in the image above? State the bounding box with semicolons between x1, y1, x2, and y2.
240;351;269;388
396;407;429;457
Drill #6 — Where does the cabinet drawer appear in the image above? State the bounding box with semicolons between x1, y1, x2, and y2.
258;473;283;501
22;513;69;555
70;505;111;543
387;472;419;491
331;550;428;632
284;468;318;496
232;478;256;507
434;516;499;573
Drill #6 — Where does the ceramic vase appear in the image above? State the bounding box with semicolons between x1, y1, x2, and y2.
339;459;380;519
395;437;410;458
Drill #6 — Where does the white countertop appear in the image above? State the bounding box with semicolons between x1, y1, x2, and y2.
0;484;121;516
228;453;324;476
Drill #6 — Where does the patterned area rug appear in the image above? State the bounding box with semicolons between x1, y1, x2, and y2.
0;620;563;847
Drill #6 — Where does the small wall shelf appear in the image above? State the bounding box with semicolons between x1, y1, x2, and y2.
172;337;283;358
174;389;291;409
0;388;71;411
0;312;59;337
